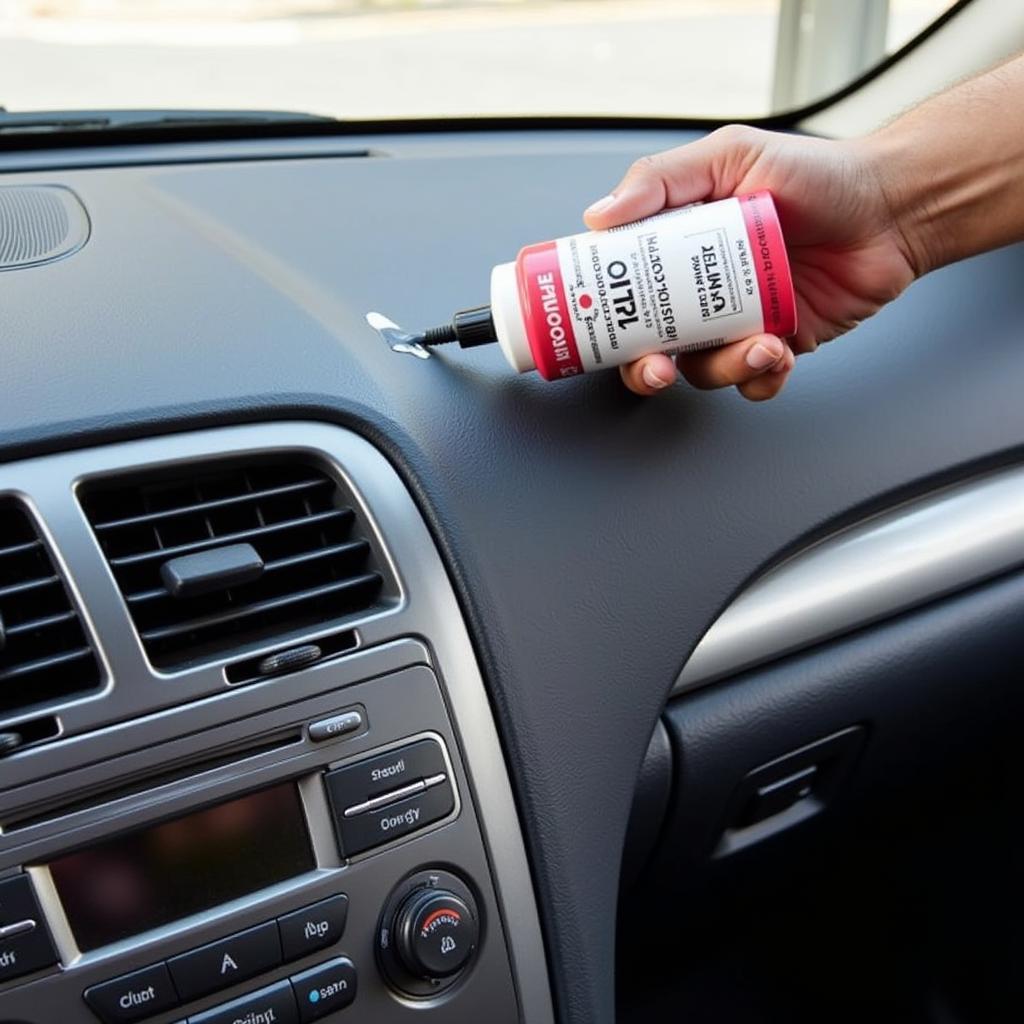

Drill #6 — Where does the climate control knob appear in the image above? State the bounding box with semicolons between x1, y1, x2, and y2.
392;888;477;980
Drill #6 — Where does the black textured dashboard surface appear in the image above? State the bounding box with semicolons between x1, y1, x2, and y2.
3;130;1024;1024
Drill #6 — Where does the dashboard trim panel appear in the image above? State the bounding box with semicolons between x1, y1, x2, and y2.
675;463;1024;693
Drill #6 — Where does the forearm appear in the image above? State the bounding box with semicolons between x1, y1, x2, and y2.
865;53;1024;276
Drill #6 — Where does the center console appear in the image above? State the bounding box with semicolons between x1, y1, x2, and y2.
0;424;553;1024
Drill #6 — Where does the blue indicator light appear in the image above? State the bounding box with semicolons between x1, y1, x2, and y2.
309;990;321;1004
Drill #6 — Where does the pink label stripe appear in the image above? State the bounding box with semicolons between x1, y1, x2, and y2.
740;191;798;338
515;241;584;380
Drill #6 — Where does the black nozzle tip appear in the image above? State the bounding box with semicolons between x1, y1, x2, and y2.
420;306;496;350
421;323;458;346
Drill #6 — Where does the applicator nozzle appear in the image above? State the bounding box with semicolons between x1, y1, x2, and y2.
421;305;497;349
421;323;458;346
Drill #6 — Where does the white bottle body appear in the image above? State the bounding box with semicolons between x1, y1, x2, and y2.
489;191;796;380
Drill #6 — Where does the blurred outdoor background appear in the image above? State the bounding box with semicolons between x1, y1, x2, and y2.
0;0;956;119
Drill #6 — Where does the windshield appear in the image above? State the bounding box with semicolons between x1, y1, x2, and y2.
0;0;957;122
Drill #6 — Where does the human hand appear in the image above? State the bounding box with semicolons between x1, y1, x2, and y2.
583;126;921;400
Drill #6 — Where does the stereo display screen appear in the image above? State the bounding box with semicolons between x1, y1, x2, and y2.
47;782;315;952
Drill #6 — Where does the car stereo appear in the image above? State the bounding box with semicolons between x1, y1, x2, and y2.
0;423;553;1024
2;663;513;1024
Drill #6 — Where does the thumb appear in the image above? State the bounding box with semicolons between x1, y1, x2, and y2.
583;124;766;229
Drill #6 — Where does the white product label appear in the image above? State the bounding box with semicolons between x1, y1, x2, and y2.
555;198;764;372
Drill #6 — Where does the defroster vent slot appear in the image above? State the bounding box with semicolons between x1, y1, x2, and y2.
80;458;387;669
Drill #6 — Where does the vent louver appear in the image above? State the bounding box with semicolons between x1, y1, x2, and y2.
0;501;101;718
81;461;385;669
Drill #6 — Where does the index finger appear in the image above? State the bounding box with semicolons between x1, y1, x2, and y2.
582;125;767;230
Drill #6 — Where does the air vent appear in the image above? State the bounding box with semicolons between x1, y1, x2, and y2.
0;501;101;719
81;461;386;668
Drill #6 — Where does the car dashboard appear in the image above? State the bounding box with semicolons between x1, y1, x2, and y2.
2;128;1024;1024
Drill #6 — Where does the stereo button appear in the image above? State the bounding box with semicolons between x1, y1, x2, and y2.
0;875;44;926
277;895;347;962
335;780;455;856
0;928;57;985
307;712;362;743
324;739;446;813
0;875;57;984
168;921;281;1002
290;957;357;1022
84;963;178;1024
187;979;297;1024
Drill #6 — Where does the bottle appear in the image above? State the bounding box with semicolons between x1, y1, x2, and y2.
419;191;796;380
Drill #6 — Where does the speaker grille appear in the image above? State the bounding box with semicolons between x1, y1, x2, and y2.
0;185;89;270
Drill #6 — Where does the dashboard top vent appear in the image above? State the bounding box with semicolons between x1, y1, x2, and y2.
80;460;386;669
0;185;90;270
0;501;101;720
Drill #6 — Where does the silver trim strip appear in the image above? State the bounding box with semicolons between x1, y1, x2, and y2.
674;464;1024;694
26;867;78;969
343;772;448;817
0;920;36;940
344;778;426;816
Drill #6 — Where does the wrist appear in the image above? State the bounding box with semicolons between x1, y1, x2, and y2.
860;129;946;279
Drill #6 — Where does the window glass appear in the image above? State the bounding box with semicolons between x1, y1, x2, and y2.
0;1;961;121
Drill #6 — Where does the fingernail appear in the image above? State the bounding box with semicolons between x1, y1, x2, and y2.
585;193;617;216
746;338;785;370
641;364;673;390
